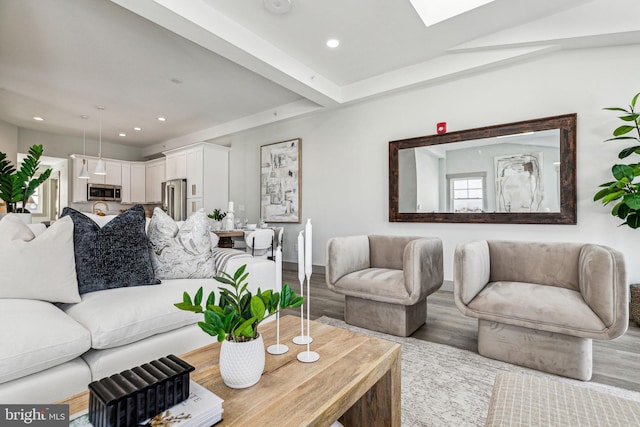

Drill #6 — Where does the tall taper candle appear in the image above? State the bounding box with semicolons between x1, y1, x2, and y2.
228;201;234;212
276;244;282;290
298;231;305;284
305;219;312;279
293;230;308;344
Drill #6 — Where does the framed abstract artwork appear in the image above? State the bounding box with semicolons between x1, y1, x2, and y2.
260;138;301;223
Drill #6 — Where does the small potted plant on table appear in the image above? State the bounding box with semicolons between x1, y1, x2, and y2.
175;265;303;388
207;208;226;231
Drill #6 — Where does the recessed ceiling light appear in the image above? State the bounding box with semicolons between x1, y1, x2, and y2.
326;39;340;48
158;117;166;122
264;0;291;14
119;133;126;137
33;116;44;121
133;127;141;131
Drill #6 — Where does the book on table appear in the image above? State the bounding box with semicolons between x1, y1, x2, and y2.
70;381;224;427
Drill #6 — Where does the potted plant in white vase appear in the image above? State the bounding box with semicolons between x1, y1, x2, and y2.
0;144;52;223
175;264;303;389
207;208;226;231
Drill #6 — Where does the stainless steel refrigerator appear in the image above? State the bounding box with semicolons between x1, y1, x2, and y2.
162;179;187;221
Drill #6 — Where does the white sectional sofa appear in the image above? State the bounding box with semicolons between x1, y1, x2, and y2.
0;210;275;404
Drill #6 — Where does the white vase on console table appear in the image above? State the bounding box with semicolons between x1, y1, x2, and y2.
223;212;235;231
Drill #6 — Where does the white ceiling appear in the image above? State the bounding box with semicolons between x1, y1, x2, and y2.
1;0;639;154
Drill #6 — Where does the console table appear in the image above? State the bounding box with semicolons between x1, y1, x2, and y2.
213;230;244;248
60;316;401;426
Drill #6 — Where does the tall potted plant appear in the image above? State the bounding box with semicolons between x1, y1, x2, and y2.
594;92;640;228
0;144;52;217
594;92;640;326
175;265;303;388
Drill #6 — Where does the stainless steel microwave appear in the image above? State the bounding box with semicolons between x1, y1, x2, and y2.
87;184;122;202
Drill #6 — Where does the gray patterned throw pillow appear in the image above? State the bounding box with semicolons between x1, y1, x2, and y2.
61;205;159;294
147;207;217;279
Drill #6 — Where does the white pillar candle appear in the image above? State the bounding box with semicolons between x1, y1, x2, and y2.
305;219;312;278
275;246;282;292
297;231;305;284
228;201;234;212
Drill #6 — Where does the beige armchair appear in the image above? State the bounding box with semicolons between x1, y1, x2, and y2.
454;240;628;381
326;235;443;336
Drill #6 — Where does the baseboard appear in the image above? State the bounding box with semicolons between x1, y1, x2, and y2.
283;261;325;275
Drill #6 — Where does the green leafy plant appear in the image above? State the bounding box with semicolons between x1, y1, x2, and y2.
0;145;52;213
594;92;640;228
207;208;226;221
174;264;303;342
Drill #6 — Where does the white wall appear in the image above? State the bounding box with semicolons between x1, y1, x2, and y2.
0;120;18;164
214;44;640;283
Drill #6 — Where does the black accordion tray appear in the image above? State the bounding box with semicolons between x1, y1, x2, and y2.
88;354;195;427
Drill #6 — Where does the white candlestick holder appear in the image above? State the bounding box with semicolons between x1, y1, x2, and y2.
267;247;288;355
293;272;312;345
267;312;289;355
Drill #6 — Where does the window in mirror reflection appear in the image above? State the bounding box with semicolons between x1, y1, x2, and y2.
450;175;485;212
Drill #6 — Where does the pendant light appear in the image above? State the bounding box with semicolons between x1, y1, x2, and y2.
94;106;106;175
78;114;90;179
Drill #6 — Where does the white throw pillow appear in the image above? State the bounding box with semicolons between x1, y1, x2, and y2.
0;215;80;303
147;208;216;279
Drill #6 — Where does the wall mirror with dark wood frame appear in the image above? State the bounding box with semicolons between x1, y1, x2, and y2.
389;114;577;224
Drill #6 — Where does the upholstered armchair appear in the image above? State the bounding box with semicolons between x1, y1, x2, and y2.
326;235;443;336
454;240;628;381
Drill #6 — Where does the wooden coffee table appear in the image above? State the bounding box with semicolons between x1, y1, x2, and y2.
60;316;401;426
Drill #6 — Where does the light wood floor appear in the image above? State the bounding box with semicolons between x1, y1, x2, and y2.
281;269;640;392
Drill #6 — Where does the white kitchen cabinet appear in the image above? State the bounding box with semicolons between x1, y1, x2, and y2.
186;148;204;198
165;151;187;181
188;198;203;215
105;161;122;186
145;159;165;204
120;163;131;203
164;143;229;217
87;159;105;184
130;163;146;204
188;144;228;215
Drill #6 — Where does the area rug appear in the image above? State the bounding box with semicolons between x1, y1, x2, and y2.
316;316;640;427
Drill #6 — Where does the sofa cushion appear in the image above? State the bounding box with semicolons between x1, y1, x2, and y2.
0;215;80;303
334;268;410;304
60;278;220;349
0;299;91;384
467;281;606;333
61;205;159;294
147;208;216;279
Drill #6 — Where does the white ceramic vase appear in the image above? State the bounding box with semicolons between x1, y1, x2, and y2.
219;334;265;389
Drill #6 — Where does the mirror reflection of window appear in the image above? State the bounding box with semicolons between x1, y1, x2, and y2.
449;175;486;212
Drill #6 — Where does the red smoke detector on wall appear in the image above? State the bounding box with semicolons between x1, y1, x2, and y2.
437;122;447;134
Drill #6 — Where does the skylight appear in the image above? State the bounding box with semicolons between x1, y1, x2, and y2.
409;0;495;27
